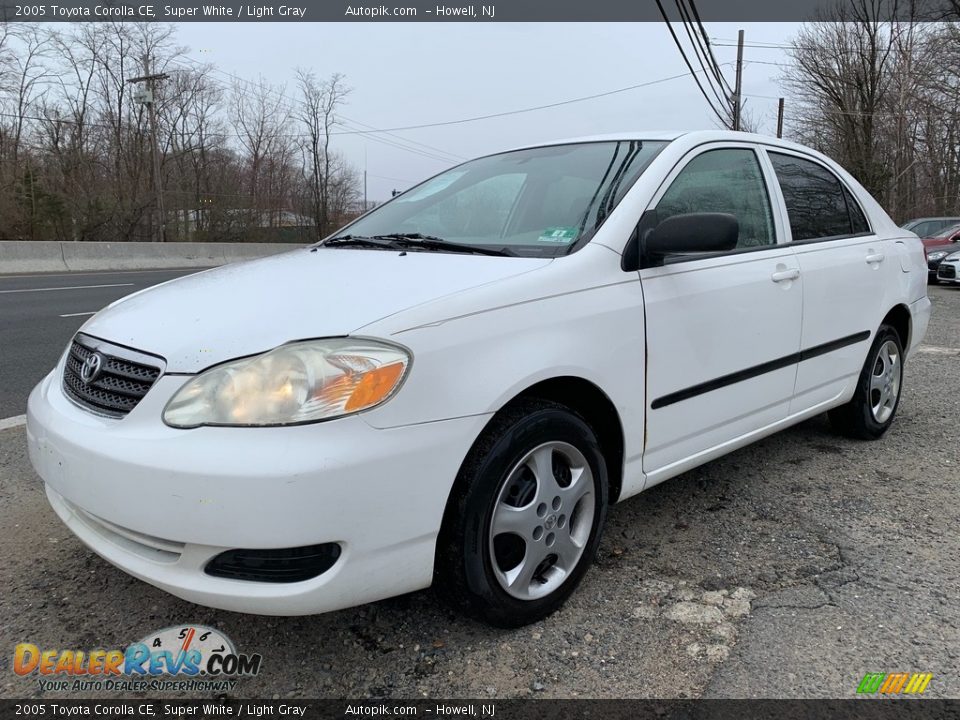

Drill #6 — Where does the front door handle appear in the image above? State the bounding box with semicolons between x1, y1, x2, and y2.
866;252;885;264
771;268;800;283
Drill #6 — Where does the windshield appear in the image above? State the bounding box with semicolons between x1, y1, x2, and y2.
331;141;668;258
932;223;960;238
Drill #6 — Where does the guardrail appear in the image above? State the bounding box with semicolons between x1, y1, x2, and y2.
0;241;305;274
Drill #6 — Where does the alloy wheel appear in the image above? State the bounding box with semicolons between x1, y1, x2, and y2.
488;441;595;601
870;339;901;424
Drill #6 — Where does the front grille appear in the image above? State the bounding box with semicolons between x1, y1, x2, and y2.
62;333;164;418
939;264;957;279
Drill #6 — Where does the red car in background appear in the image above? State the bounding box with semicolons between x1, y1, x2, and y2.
922;223;960;282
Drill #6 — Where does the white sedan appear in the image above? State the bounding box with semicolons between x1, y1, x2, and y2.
937;249;960;284
27;131;930;627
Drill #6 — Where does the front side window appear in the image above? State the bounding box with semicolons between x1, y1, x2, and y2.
769;152;871;241
649;148;776;250
333;141;667;258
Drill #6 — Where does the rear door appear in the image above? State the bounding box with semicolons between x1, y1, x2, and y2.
640;144;803;481
763;149;886;414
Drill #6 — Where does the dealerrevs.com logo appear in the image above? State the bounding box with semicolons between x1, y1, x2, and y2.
13;625;262;693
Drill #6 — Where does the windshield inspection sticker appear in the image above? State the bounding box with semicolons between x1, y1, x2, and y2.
538;227;579;243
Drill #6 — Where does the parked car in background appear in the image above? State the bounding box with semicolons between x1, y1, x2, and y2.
936;249;960;284
27;131;930;627
902;216;960;238
922;223;960;282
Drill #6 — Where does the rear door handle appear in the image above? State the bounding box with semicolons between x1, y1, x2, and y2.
771;269;800;283
866;252;885;264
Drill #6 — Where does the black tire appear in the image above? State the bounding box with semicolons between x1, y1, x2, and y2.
929;276;940;285
828;324;905;440
435;398;609;628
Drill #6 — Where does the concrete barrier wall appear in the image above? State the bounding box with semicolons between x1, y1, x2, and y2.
0;241;304;274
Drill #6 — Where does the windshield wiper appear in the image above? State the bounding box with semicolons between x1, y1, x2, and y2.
317;233;514;257
315;235;398;250
370;233;515;257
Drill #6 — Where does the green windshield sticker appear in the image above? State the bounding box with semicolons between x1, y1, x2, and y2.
538;227;579;244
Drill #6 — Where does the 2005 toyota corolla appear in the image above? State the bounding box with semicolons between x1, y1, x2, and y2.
27;131;930;627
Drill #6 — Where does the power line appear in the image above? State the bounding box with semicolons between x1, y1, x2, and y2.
655;0;729;124
325;70;719;135
688;0;734;94
674;0;733;106
3;63;735;150
169;57;466;165
673;0;728;113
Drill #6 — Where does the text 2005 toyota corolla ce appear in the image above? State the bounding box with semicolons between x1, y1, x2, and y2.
27;131;930;627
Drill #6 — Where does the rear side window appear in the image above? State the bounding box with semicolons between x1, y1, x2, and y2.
769;152;871;241
845;187;870;234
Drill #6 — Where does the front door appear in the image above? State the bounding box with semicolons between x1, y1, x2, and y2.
639;145;803;483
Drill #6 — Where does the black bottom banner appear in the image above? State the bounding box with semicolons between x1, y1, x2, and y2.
1;700;959;720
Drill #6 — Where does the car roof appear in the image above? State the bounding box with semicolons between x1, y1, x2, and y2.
508;130;821;154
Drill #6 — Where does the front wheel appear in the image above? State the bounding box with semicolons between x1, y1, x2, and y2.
435;399;609;628
828;324;904;440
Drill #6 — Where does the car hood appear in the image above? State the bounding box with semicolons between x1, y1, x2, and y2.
81;247;551;372
922;237;958;248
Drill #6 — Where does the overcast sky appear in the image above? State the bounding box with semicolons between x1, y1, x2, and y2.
174;22;801;200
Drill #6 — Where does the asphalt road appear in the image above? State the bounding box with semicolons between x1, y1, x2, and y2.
0;282;958;699
0;268;204;419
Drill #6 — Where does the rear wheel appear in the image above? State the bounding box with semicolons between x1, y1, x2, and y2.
828;324;904;440
435;399;608;627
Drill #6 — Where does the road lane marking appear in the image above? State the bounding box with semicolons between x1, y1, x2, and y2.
59;311;97;318
0;283;134;294
0;415;26;431
917;345;960;355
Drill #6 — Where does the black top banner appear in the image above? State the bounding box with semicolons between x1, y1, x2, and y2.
0;0;957;22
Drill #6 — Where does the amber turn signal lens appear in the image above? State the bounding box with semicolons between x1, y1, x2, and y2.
345;362;406;412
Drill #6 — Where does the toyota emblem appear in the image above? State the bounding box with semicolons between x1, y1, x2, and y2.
80;352;103;384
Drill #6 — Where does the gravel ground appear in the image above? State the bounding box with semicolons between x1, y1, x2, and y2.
1;286;958;700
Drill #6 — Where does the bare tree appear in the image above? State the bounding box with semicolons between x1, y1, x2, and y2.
296;69;350;239
780;0;960;220
0;22;361;243
781;0;906;203
232;76;294;230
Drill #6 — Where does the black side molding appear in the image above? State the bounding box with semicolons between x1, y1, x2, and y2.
651;330;871;410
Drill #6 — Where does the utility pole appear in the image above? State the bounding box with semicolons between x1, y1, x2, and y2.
127;57;168;242
776;98;785;138
732;29;744;131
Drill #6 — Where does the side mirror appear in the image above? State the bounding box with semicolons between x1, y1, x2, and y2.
645;213;739;256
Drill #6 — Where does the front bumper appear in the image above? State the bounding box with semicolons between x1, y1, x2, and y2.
27;367;489;615
937;260;960;284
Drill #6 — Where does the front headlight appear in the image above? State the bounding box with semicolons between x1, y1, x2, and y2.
163;338;410;428
928;250;949;261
